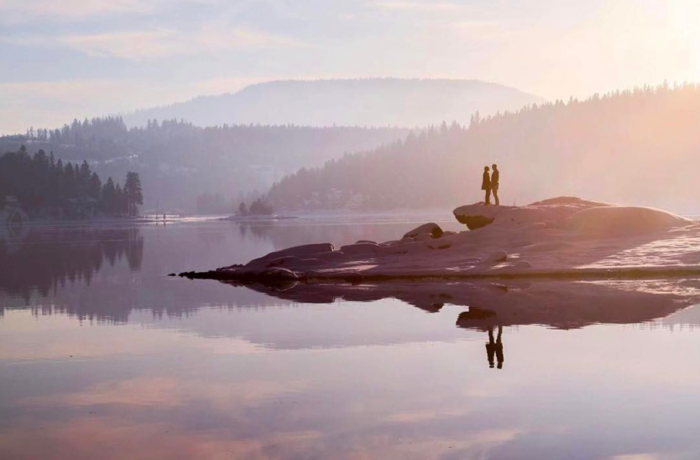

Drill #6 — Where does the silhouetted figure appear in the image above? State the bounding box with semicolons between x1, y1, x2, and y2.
491;164;500;206
495;325;504;369
485;326;504;369
481;166;491;205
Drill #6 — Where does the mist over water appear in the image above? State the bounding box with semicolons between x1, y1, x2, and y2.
3;219;700;460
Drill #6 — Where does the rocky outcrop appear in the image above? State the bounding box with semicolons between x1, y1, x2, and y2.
403;222;444;239
566;206;694;234
453;197;609;230
179;197;700;283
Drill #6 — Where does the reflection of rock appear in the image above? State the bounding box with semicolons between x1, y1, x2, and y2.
457;307;496;321
226;278;700;330
182;197;700;283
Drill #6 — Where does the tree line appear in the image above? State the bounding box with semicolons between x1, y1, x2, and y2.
195;192;274;216
265;82;700;213
0;117;410;211
0;145;143;219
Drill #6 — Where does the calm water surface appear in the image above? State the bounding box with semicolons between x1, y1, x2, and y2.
2;216;700;460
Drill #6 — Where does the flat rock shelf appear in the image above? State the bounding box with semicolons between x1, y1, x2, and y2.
178;197;700;283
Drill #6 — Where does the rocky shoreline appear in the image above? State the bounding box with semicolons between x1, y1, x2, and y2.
177;197;700;284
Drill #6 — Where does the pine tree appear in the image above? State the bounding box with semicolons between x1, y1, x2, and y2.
63;163;76;199
78;161;91;195
114;183;125;216
101;177;116;214
123;171;143;216
89;173;102;201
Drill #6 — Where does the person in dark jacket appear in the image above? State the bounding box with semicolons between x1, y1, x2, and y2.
491;164;500;206
481;166;491;205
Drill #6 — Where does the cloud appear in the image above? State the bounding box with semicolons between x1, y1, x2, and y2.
9;24;304;61
58;29;178;60
0;0;224;22
449;19;521;41
0;0;156;22
370;1;465;13
0;79;186;134
22;376;306;408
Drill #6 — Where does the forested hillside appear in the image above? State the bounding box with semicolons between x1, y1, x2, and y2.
0;118;410;210
126;78;544;128
267;83;700;214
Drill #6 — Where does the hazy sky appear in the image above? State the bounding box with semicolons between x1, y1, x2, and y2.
1;0;699;134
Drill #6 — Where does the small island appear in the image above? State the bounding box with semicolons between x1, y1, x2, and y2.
178;197;700;283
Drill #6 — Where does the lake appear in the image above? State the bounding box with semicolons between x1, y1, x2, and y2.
2;216;700;460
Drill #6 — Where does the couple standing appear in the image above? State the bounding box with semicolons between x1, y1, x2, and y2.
481;164;500;206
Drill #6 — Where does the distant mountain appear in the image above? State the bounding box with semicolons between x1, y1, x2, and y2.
125;78;545;128
266;83;700;214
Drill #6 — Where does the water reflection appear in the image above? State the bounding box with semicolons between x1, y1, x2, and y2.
233;278;700;330
0;226;143;302
486;326;504;369
0;218;464;322
4;220;700;460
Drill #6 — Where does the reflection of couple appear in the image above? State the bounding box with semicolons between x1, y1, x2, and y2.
485;326;504;369
481;164;500;206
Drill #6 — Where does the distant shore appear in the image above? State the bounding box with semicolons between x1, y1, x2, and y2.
218;215;298;222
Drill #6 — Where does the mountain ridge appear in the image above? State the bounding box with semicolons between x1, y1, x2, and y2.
124;78;545;128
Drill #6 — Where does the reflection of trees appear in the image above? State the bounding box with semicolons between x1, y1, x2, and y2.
0;227;143;304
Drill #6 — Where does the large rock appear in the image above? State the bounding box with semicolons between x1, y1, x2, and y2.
248;243;335;267
403;222;444;239
457;214;495;230
181;196;700;284
567;206;695;234
453;197;610;230
453;204;509;229
340;242;383;256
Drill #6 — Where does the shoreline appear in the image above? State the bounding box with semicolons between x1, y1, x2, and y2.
176;197;700;286
177;264;700;283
